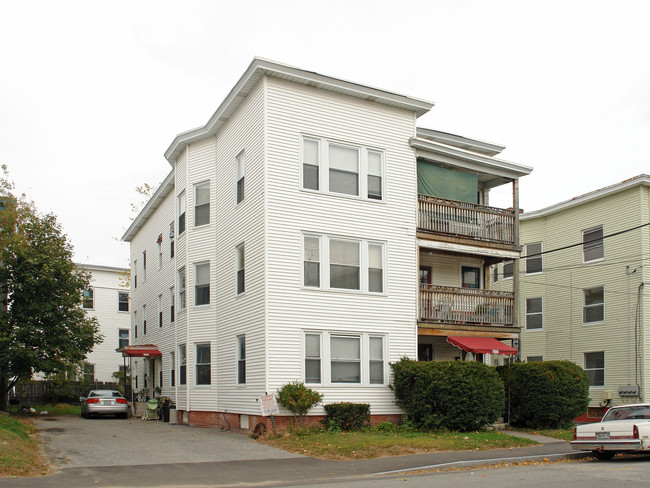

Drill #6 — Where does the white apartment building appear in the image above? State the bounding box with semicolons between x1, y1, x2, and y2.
79;264;131;382
122;59;532;430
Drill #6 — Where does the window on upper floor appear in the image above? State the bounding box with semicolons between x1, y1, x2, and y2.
157;234;163;269
525;242;542;274
179;344;187;385
503;260;513;279
368;244;384;293
133;260;137;289
178;267;186;310
194;181;210;226
303;236;320;288
236;152;245;204
158;294;163;327
525;297;543;330
584;351;604;387
195;262;210;306
118;292;129;312
195;343;211;385
169;287;175;323
134;310;137;339
583;286;604;323
82;289;94;309
302;137;384;201
583;225;603;262
142;250;147;282
330;239;360;290
169;222;175;258
178;191;186;235
118;329;129;349
142;304;146;335
236;244;245;295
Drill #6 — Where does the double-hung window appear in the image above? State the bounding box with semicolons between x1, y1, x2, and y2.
195;262;210;306
178;191;186;235
169;287;175;323
303;236;321;288
330;239;360;290
178;268;186;310
158;294;163;327
583;286;604;323
236;152;245;204
142;304;146;335
169;222;175;258
157;235;163;269
194;181;210;226
369;336;384;384
304;334;321;384
118;329;129;348
584;351;604;386
82;289;94;309
170;352;175;387
302;138;319;190
525;242;542;274
179;345;187;385
195;343;211;385
503;260;513;279
583;226;603;262
142;251;147;282
367;151;383;200
237;335;246;384
134;311;138;339
331;335;361;383
133;260;137;288
236;244;245;295
328;144;359;196
525;297;543;330
368;244;383;293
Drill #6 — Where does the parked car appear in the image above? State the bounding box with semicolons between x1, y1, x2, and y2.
80;390;130;419
571;403;650;460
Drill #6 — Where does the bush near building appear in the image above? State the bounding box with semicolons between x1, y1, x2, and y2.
391;359;505;432
498;360;589;429
323;402;370;431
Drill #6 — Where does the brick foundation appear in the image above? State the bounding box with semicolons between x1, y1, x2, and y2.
176;410;402;433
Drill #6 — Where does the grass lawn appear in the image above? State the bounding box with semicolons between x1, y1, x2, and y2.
515;427;574;441
0;414;49;477
259;429;539;460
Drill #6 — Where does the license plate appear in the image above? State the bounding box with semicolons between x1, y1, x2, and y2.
100;400;111;406
596;432;610;440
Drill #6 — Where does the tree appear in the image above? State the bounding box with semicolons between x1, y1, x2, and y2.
0;165;102;410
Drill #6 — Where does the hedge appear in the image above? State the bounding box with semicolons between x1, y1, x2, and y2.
391;358;505;432
323;402;370;431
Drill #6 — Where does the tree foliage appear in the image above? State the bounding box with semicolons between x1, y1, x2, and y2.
277;381;323;418
0;165;102;410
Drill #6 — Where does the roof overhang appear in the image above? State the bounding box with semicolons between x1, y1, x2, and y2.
416;127;505;156
164;58;435;163
417;239;521;260
122;170;175;242
116;345;162;358
447;336;518;355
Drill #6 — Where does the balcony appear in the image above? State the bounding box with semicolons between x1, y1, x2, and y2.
419;284;515;327
418;195;515;246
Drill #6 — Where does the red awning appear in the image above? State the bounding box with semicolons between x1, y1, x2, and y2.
116;345;162;357
447;336;518;356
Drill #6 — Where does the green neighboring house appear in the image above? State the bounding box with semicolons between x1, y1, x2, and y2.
492;174;650;415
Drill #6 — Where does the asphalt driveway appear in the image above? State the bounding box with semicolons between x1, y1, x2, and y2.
34;415;302;468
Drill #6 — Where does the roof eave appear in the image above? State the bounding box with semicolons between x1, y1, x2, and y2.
121;170;175;242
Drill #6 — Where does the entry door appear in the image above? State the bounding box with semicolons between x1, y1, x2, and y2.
461;266;480;288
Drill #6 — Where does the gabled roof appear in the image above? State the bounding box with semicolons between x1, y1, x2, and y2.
164;57;435;163
521;174;650;220
121;170;175;242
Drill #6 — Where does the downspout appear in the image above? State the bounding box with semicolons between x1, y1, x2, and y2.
512;179;520;353
185;144;191;416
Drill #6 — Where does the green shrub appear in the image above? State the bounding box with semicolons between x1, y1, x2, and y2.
391;358;505;432
277;381;323;418
323;402;370;431
498;360;589;429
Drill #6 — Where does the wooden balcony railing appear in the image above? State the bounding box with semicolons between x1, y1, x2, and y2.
419;284;515;326
418;195;515;245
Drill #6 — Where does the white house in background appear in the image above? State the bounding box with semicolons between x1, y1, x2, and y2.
122;58;532;430
79;264;131;382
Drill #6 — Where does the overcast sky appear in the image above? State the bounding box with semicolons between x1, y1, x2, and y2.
1;0;648;268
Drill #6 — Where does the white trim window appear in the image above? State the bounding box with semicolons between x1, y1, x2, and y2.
194;181;210;226
170;352;175;387
236;151;245;204
237;335;246;384
525;297;543;330
368;243;384;293
195;343;211;385
158;294;163;328
330;239;360;290
178;191;187;235
179;344;187;385
194;262;210;306
236;244;245;295
142;304;147;335
142;250;147;282
583;286;604;323
169;287;175;323
133;310;137;339
584;351;604;387
303;235;321;288
303;331;386;386
525;242;542;274
178;267;186;310
302;137;384;201
82;289;94;309
583;225;603;262
133;260;137;289
157;236;163;270
118;329;129;349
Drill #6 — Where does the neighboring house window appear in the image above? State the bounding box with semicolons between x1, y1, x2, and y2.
585;351;604;386
329;144;359;196
304;333;321;384
194;181;210;226
170;287;175;323
158;294;163;327
195;343;211;385
82;289;94;309
237;335;246;384
157;236;163;269
525;242;542;274
302;138;319;190
368;244;384;293
491;265;498;283
178;191;186;235
303;235;321;287
236;152;245;204
179;345;187;385
133;260;137;288
503;260;513;279
236;244;245;295
178;268;186;310
170;222;175;258
195;262;210;306
583;225;604;262
527;356;544;362
134;311;137;339
583;286;604;323
142;304;146;335
83;363;95;382
330;239;360;290
525;297;543;330
170;352;175;387
142;250;147;282
118;292;129;312
367;150;383;200
118;329;129;349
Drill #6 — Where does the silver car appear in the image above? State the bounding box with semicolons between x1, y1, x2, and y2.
80;390;130;419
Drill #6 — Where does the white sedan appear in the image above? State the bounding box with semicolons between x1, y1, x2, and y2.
571;403;650;460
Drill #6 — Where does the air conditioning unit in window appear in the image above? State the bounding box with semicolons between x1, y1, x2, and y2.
618;385;640;397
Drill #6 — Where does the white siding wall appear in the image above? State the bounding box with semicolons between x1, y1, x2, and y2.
264;77;418;415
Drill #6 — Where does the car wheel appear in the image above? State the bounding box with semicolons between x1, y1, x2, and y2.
593;451;615;461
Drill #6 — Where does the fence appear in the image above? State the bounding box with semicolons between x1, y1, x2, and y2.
10;380;128;405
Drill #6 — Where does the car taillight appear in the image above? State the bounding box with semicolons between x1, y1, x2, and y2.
86;398;100;404
116;398;128;404
633;425;639;439
574;427;577;440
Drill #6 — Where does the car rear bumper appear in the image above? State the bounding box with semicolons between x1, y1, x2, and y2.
570;440;643;451
84;404;130;416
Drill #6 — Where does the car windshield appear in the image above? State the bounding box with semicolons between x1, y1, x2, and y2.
602;406;650;421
